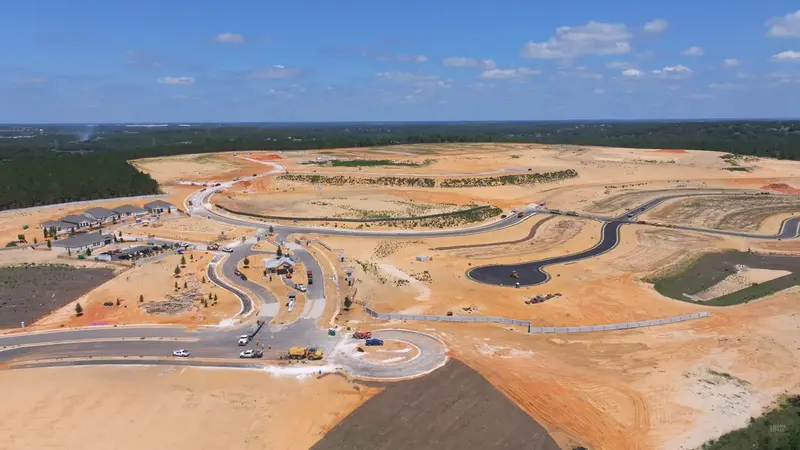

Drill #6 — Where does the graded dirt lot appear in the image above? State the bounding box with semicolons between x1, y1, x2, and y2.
131;152;261;184
126;216;256;243
30;251;240;330
312;359;559;450
0;366;378;450
643;195;800;231
0;264;115;330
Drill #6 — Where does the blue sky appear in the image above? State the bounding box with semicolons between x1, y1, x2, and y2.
2;1;800;122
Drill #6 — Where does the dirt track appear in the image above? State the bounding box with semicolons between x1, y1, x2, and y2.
311;359;559;450
433;215;556;251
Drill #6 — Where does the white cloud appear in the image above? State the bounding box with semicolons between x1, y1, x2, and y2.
685;93;713;100
157;76;194;85
521;21;631;59
480;67;541;79
772;50;800;62
607;60;635;70
215;32;245;44
681;46;704;56
247;65;300;79
767;72;800;84
442;57;496;69
710;82;743;90
766;10;800;38
622;68;644;77
643;19;669;33
652;65;693;79
723;58;742;67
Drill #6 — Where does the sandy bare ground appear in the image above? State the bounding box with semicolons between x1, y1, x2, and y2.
126;216;256;244
643;195;800;232
0;366;377;450
30;251;239;330
131;153;261;184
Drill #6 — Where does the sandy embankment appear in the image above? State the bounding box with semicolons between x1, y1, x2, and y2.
0;366;378;450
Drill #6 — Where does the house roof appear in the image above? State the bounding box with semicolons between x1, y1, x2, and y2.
144;200;174;209
112;205;148;214
41;220;74;229
51;232;112;248
84;207;116;218
264;257;296;269
60;214;94;224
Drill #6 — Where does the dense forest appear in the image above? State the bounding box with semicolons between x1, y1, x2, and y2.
1;120;799;210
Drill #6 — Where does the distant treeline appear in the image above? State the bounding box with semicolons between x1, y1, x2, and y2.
2;120;800;210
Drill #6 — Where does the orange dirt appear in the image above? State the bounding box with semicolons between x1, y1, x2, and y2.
246;153;284;161
761;183;800;194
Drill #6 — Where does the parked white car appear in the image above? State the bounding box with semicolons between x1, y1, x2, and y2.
238;335;249;346
173;349;190;357
239;349;263;358
222;247;234;253
295;284;307;292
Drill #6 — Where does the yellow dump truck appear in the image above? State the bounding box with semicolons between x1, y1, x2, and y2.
288;346;324;360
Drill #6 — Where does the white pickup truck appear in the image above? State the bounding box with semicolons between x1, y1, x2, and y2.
237;334;249;346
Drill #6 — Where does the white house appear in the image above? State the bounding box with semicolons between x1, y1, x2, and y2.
40;220;75;236
263;256;295;274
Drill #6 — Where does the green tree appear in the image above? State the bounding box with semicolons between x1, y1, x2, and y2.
180;255;186;265
344;296;352;310
43;228;49;239
174;265;181;276
75;302;83;316
243;257;250;267
277;247;283;257
86;248;92;256
190;254;194;261
46;240;51;249
208;293;213;300
213;293;218;301
203;299;208;308
183;280;188;289
17;234;25;243
202;275;206;283
139;294;144;303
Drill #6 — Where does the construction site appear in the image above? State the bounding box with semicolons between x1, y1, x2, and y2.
2;143;800;450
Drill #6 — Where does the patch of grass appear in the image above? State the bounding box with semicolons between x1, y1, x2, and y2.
509;154;521;159
440;169;578;187
723;167;753;172
700;395;800;450
703;274;799;306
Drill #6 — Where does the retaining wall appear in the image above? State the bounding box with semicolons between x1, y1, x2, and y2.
364;307;709;334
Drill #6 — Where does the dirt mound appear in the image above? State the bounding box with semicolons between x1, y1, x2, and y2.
761;183;800;193
249;153;284;161
311;359;559;450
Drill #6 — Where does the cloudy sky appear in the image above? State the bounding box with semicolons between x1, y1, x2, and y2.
2;1;800;122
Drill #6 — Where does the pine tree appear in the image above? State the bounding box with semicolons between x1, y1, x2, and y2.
183;281;188;289
174;265;181;276
75;302;83;316
139;294;144;303
213;293;218;301
277;247;283;257
46;240;51;249
180;255;186;265
243;257;250;267
116;298;120;306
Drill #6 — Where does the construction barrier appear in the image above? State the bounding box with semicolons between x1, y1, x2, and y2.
363;307;710;334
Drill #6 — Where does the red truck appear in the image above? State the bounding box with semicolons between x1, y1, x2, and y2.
353;331;372;339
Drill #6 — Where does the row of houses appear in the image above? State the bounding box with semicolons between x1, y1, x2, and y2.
41;201;176;236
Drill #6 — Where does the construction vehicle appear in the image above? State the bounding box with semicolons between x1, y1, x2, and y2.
365;338;384;346
353;331;372;339
288;346;324;360
511;270;519;279
550;209;562;215
566;211;578;217
637;220;647;225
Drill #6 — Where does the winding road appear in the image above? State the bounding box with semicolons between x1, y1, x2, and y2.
3;159;799;377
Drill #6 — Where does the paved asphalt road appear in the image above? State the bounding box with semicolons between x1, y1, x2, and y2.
4;166;798;377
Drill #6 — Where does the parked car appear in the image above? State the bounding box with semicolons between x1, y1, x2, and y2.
238;335;249;346
240;274;247;281
239;349;263;359
222;247;234;253
295;284;307;292
365;338;384;346
233;269;242;277
173;349;190;357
